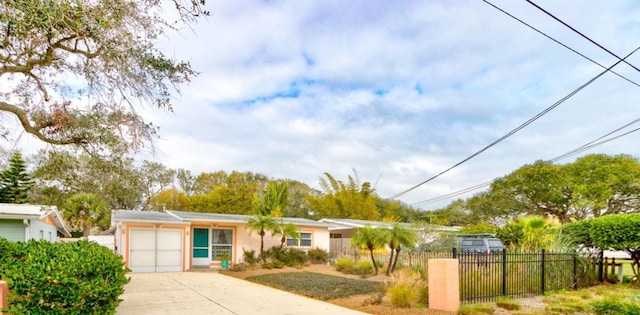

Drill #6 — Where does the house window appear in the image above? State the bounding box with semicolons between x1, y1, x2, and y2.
287;232;312;247
211;228;233;261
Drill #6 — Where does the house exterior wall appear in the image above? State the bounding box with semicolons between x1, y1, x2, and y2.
0;219;25;242
29;220;57;242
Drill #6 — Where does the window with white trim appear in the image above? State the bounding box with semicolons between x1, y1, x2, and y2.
287;232;312;247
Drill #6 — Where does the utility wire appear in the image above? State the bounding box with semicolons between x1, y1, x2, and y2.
411;117;640;206
482;0;640;88
526;0;640;73
388;45;640;200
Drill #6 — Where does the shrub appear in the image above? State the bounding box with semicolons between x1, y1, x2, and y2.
591;298;640;315
0;238;129;315
280;248;308;267
307;247;329;264
388;283;415;308
496;297;521;310
352;261;374;276
227;263;248;272
416;284;429;306
242;248;258;265
335;257;355;273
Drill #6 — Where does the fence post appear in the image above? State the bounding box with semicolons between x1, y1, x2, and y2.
598;250;604;283
452;247;457;259
502;248;507;296
572;254;578;290
540;249;546;295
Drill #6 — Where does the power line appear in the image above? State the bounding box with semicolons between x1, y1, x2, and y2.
388;45;640;200
411;117;640;206
526;0;640;73
481;0;640;88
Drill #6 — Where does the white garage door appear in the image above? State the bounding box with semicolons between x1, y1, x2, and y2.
130;229;183;272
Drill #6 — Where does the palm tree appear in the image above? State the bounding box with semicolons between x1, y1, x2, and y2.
351;225;384;275
274;222;299;248
63;193;110;237
246;213;280;261
380;223;417;276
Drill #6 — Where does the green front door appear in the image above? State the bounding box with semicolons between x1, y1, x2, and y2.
193;228;209;259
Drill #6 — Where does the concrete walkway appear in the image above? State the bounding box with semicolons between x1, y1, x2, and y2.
117;272;369;315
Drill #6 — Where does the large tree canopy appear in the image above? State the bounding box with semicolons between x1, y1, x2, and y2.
0;0;207;154
462;154;640;222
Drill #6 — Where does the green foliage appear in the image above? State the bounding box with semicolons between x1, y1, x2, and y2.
561;219;593;247
495;297;522;310
246;214;280;261
351;225;384;274
307;171;379;220
457;304;496;315
379;223;417;275
63;192;111;236
247;272;379;300
351;261;374;276
388;283;415;308
497;216;560;251
242;248;259;265
0;152;34;204
260;260;284;269
227;263;248;272
0;0;207;153
255;181;288;216
416;284;429;306
459;223;499;235
564;213;640;280
307;247;330;264
463;154;640;223
0;238;129;315
335;257;356;273
591;297;640;315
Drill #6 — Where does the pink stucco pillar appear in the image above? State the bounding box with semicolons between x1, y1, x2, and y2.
428;259;460;312
0;280;8;315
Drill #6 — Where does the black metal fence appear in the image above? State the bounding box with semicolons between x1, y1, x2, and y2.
342;248;601;304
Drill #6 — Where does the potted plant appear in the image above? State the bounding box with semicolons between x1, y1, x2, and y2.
219;252;231;269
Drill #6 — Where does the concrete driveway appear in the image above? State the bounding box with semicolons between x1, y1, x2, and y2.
117;271;369;315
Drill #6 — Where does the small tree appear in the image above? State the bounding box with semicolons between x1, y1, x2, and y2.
275;222;299;249
351;225;384;275
564;213;640;281
63;193;110;237
380;223;417;276
246;214;280;262
0;152;34;203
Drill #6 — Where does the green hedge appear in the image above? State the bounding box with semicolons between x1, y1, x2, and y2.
0;238;129;315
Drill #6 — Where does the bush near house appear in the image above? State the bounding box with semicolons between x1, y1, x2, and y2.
0;238;129;315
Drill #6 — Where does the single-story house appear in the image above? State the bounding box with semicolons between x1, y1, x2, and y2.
318;218;461;255
0;203;72;242
112;210;332;273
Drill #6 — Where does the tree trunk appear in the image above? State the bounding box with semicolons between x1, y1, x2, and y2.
386;240;395;276
391;247;401;272
369;248;378;275
260;229;266;262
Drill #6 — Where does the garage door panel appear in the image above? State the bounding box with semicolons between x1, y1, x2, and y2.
129;229;183;273
157;230;182;250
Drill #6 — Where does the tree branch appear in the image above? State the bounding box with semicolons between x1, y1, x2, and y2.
0;100;78;145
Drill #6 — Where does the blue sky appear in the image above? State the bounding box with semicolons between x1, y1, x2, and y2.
10;0;640;210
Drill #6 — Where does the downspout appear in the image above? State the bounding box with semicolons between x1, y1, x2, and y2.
23;219;30;241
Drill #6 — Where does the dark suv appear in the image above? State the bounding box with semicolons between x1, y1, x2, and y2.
458;234;505;254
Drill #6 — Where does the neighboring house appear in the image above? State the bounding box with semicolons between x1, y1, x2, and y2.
112;210;332;273
0;203;72;242
319;218;461;256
